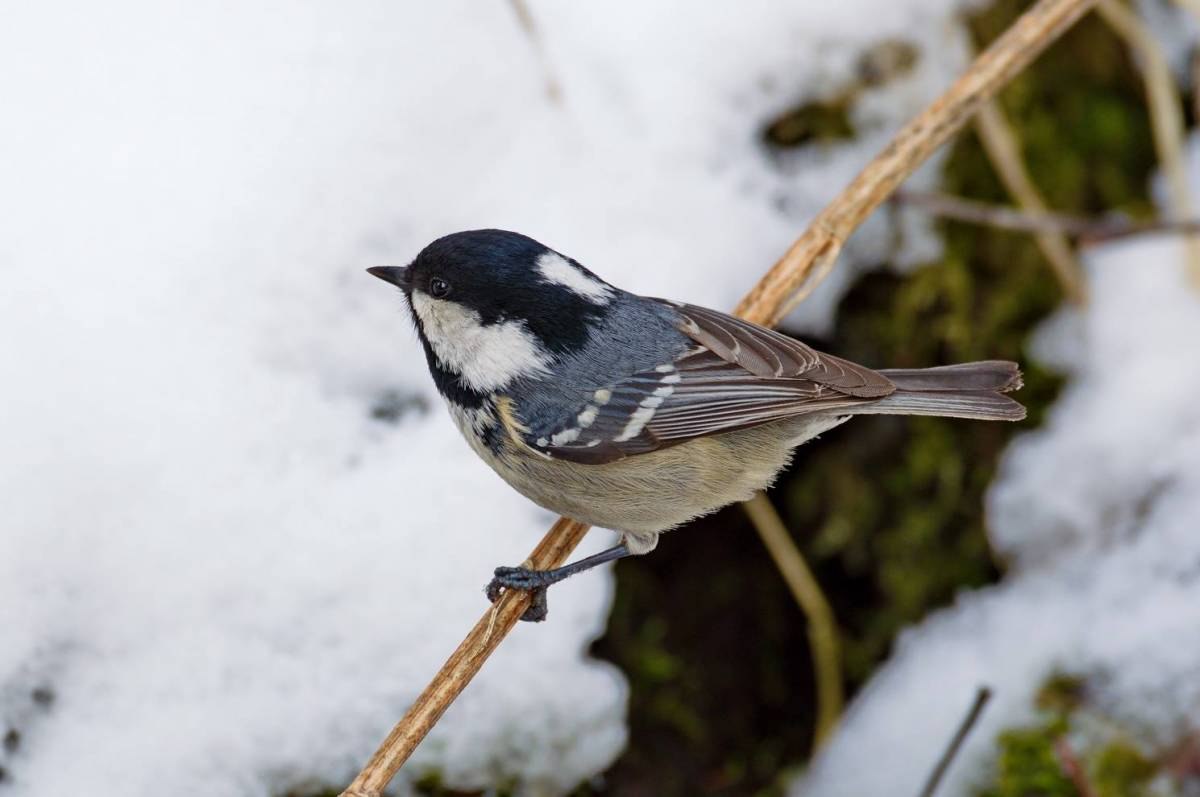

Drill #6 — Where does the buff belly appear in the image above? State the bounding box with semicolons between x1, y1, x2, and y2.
474;413;849;553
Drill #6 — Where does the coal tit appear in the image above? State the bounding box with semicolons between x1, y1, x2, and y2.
369;229;1024;621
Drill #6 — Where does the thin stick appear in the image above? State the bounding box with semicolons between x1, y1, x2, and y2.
751;0;1099;326
507;0;564;105
339;2;1098;794
1055;738;1099;797
895;190;1200;242
1096;0;1200;289
916;687;993;797
974;99;1089;303
743;493;843;748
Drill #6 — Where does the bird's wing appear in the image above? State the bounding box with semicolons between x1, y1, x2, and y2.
524;301;894;464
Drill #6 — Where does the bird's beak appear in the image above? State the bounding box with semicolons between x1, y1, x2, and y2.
366;265;411;290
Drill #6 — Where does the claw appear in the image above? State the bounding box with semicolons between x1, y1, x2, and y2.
484;568;550;622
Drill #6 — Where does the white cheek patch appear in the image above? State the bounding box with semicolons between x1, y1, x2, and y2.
411;292;550;392
536;252;614;305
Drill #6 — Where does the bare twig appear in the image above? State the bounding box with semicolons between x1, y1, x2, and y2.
508;0;564;104
339;2;1099;794
1055;737;1099;797
1097;0;1200;289
974;99;1089;303
895;190;1200;242
917;687;993;797
743;493;842;748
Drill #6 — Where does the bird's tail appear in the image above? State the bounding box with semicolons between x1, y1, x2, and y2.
848;360;1026;421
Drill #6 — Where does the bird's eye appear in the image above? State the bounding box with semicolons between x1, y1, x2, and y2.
429;277;451;298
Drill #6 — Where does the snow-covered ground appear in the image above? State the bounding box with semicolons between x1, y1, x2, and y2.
0;2;982;795
797;157;1200;794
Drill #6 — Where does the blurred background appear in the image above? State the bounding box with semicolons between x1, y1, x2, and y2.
3;1;1200;795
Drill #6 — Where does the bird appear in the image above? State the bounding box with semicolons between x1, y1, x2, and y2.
368;229;1024;621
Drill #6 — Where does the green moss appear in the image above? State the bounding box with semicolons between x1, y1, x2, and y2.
763;97;856;148
1092;740;1157;797
1036;672;1088;714
976;672;1163;797
980;717;1075;797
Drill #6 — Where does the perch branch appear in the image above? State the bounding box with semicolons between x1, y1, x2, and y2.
973;99;1089;303
1096;0;1200;289
894;190;1200;242
743;493;843;748
917;687;993;797
339;1;1098;794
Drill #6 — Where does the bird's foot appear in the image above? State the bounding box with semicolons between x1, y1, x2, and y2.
485;567;551;622
483;545;634;623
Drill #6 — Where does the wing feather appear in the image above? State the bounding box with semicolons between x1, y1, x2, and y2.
525;302;894;463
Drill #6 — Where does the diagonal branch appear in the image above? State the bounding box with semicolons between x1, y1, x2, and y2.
339;1;1100;794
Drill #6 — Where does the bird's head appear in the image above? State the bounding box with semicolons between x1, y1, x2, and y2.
369;229;618;395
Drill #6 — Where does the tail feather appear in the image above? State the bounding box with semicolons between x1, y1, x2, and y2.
879;360;1023;393
850;389;1026;421
846;360;1026;421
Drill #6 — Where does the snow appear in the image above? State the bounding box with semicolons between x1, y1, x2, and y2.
795;223;1200;791
1;2;981;795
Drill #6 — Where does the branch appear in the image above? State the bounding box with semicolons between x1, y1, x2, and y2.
339;1;1099;794
917;687;993;797
974;99;1089;303
894;190;1200;242
743;493;842;748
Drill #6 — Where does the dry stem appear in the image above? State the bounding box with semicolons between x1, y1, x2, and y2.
507;0;564;105
974;99;1089;303
895;190;1200;242
339;1;1099;794
1097;0;1200;289
916;687;993;797
743;493;842;748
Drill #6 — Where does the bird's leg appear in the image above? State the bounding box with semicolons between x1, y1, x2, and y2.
485;544;632;622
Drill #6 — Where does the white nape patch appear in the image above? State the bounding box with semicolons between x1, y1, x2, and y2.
593;388;612;405
578;405;599;428
536;252;614;305
411;292;550;392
